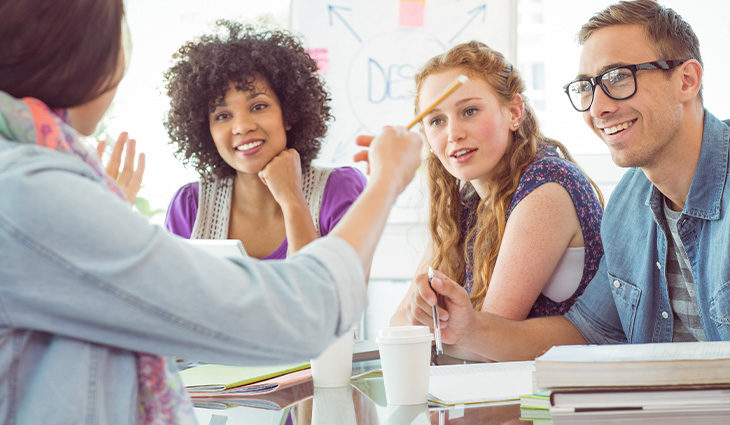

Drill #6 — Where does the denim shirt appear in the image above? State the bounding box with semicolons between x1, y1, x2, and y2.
0;140;366;424
565;111;730;344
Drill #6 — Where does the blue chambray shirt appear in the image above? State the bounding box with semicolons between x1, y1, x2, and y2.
565;111;730;344
0;139;366;424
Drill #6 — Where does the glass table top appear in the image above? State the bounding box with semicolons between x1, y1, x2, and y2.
192;359;531;425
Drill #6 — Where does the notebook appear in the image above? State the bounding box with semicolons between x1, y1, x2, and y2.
428;361;535;406
180;362;310;393
535;341;730;389
191;380;314;411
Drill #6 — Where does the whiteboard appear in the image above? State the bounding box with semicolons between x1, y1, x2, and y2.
290;0;515;222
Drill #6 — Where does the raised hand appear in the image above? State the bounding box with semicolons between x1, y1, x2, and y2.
97;132;145;204
353;126;424;196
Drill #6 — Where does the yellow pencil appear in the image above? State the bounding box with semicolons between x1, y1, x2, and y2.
406;74;468;130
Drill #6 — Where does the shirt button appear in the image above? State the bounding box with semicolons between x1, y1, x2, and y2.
661;311;669;319
613;280;621;288
656;262;662;270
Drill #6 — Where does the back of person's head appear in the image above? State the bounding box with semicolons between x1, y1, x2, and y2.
578;0;703;99
164;20;332;180
0;0;126;109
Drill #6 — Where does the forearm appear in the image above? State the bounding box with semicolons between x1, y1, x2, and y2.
443;344;493;362
330;176;400;273
281;201;318;253
1;166;367;365
390;297;411;326
461;313;587;361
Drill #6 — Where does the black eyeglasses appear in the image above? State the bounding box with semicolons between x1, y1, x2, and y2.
563;60;686;112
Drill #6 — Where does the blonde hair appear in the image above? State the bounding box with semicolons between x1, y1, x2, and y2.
415;41;603;310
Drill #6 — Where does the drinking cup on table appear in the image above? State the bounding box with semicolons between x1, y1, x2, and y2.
310;328;355;388
376;326;432;405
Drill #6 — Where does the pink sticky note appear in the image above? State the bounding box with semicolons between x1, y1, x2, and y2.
307;47;329;74
399;0;426;28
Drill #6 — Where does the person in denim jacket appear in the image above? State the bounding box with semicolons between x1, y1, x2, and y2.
0;1;424;424
426;0;730;360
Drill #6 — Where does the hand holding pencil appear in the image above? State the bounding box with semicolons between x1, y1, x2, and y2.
353;74;468;177
428;266;444;355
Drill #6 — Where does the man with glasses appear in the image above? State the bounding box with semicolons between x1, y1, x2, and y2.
426;0;730;360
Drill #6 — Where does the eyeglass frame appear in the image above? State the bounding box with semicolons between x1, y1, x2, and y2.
563;59;687;112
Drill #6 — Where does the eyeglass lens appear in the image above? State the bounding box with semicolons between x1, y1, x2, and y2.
568;67;636;111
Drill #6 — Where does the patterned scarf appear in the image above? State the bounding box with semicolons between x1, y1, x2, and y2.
0;91;196;425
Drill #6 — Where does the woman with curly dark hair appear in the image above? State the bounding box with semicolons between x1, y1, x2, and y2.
164;20;366;258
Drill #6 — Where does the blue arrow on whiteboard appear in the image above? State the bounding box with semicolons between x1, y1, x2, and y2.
449;4;487;43
328;5;362;43
329;126;363;163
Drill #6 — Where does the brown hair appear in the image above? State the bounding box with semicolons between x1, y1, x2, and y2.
578;0;702;100
415;41;604;310
0;0;126;108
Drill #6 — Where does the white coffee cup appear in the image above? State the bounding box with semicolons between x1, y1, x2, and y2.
376;326;432;405
310;328;355;387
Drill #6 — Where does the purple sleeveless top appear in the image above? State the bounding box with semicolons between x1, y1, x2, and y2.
164;166;366;259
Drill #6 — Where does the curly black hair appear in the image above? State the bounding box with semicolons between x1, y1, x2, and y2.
163;20;332;180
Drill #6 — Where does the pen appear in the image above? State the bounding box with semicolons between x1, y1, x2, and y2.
406;75;468;130
428;266;443;356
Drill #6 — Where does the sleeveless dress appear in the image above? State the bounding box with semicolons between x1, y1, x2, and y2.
460;144;603;317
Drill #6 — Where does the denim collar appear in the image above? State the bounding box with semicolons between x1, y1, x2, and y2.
646;110;729;221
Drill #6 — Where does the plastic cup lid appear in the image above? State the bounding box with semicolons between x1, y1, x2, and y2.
376;326;433;344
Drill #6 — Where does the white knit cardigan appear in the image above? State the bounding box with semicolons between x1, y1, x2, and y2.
191;166;333;243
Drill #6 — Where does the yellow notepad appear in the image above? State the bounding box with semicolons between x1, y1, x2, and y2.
180;362;310;392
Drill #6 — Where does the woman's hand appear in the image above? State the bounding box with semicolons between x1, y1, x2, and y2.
353;126;423;196
259;148;317;253
429;270;476;346
97;132;145;204
258;148;307;208
397;271;451;329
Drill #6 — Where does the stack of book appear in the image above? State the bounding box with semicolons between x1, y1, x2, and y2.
519;393;552;423
534;341;730;424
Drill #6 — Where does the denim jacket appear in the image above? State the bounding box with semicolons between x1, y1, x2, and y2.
0;140;366;424
565;111;730;344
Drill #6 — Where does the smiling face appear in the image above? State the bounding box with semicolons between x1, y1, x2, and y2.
419;68;521;193
208;77;289;175
579;24;684;169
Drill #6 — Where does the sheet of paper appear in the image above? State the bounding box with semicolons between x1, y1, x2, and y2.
428;361;534;405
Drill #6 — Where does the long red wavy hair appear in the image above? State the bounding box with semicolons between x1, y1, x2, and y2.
414;41;603;310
